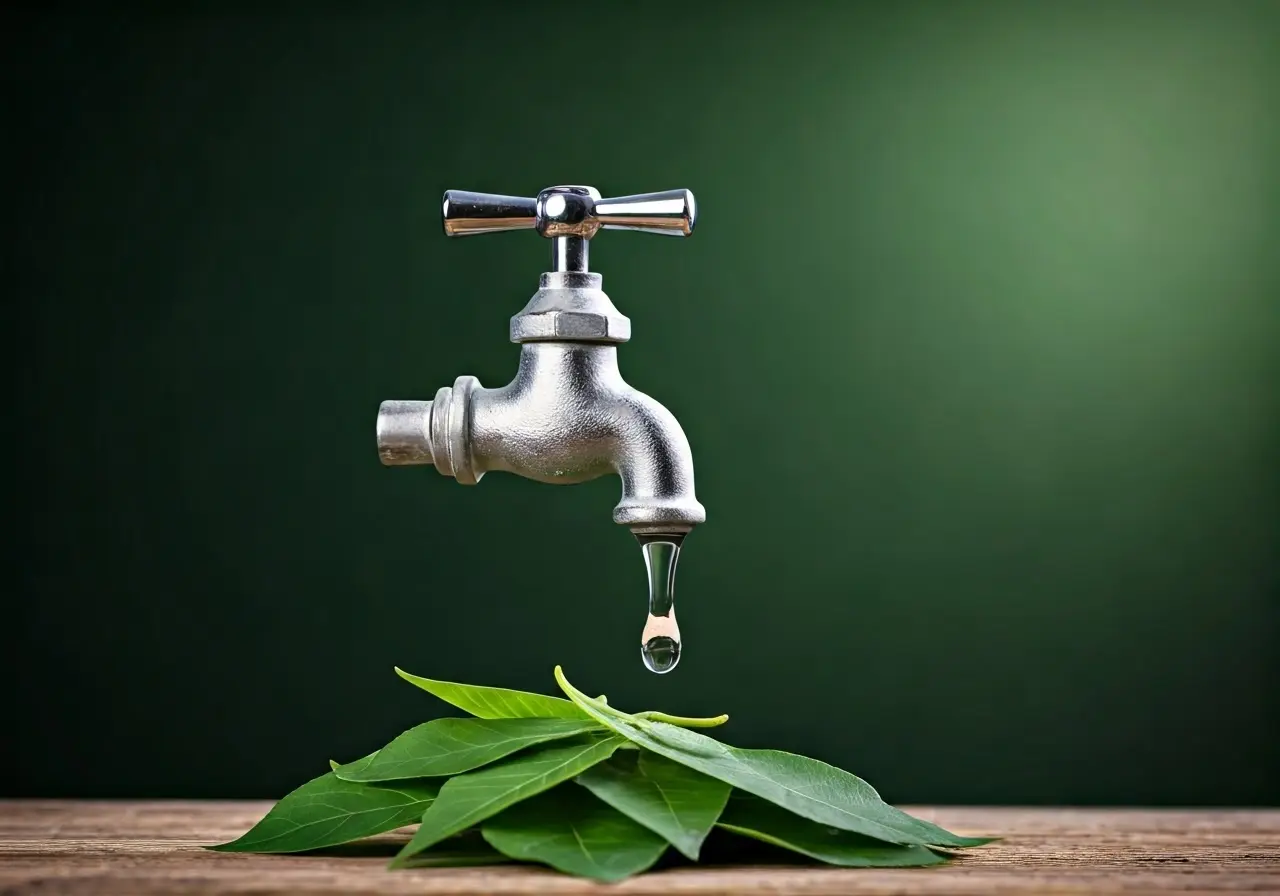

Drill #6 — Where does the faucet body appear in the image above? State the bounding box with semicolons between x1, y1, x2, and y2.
377;269;705;535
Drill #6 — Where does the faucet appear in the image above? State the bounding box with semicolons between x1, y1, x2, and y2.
375;185;706;541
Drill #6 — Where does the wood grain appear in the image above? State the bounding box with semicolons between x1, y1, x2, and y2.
1;801;1277;895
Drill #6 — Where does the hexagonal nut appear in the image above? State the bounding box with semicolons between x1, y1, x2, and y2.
510;310;631;344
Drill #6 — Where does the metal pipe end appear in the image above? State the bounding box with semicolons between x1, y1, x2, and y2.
376;400;435;466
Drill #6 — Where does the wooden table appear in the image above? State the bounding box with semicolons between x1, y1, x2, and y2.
1;801;1277;894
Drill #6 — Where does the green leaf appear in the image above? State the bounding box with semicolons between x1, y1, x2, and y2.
334;718;600;782
209;771;438;854
718;792;948;867
395;667;589;720
390;735;625;866
554;667;985;849
576;750;730;860
482;784;668;882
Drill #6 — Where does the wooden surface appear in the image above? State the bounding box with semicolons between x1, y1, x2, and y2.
1;802;1278;895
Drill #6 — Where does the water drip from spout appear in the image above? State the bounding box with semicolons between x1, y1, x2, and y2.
637;534;684;674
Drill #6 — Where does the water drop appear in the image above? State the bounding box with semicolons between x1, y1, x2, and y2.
641;633;680;673
637;534;683;674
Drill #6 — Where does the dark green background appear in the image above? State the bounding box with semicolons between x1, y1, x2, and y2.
6;1;1278;805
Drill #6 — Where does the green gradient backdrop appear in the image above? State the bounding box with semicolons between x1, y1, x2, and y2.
6;2;1278;805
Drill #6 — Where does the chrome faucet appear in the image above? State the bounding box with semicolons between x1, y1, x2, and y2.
376;185;707;541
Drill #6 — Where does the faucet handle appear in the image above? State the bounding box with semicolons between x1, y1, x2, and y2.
441;191;538;236
592;190;696;237
441;185;696;272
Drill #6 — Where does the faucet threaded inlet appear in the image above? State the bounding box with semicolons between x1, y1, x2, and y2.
376;400;435;466
377;377;482;483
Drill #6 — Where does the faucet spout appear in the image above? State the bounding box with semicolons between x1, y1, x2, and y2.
479;343;705;533
377;342;705;535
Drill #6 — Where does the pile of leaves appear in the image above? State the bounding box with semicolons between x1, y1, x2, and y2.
213;667;990;881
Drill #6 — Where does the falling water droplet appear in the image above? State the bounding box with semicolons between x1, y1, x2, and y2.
637;534;683;674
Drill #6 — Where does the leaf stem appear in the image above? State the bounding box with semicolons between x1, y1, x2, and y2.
635;710;730;728
553;667;729;729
